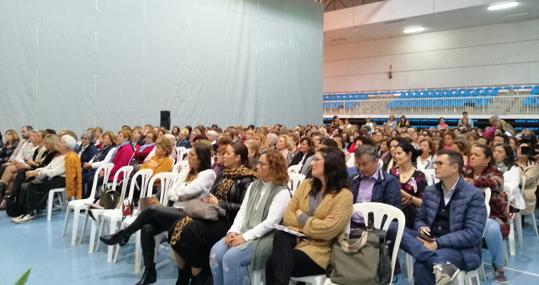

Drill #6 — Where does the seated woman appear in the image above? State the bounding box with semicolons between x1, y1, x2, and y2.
78;133;97;166
516;141;539;217
417;139;435;172
169;142;256;285
12;135;77;223
265;147;352;285
134;130;157;164
100;142;215;285
276;135;294;165
138;138;174;175
465;144;509;283
82;131;118;197
493;143;525;211
390;140;427;229
289;137;315;171
210;150;291;285
0;129;20;165
107;129;135;184
0;131;47;197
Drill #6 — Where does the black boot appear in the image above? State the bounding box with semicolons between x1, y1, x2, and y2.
190;267;211;285
135;266;157;285
99;230;130;246
176;266;192;285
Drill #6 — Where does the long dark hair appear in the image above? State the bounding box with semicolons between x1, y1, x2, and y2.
397;140;419;166
472;143;495;168
311;147;348;196
494;143;515;169
230;142;250;168
192;142;212;173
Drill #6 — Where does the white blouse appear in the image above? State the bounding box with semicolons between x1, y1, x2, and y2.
168;169;216;208
228;182;291;241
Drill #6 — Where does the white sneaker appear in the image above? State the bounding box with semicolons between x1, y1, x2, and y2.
11;214;26;223
14;214;35;224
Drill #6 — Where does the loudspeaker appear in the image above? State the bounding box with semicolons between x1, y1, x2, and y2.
160;110;171;130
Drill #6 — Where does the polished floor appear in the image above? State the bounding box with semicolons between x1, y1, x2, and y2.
1;209;539;285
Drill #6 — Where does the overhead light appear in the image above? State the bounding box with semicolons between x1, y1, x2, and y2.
403;26;426;34
488;1;519;11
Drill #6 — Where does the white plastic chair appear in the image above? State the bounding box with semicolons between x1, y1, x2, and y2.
323;202;406;285
47;187;66;221
518;176;539;239
62;163;114;246
423;169;438;186
288;164;301;174
288;173;306;193
176;146;187;161
129;172;177;273
88;165;134;256
172;159;189;174
98;169;153;263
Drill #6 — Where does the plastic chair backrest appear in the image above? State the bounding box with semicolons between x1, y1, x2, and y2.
110;165;134;209
347;202;405;284
176;147;187;161
127;169;153;202
288;164;301;174
288;173;306;193
481;187;491;204
89;163;114;200
172;160;189;173
146;172;177;204
423;169;436;186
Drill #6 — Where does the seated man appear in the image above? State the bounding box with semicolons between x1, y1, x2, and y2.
349;144;401;227
395;150;486;285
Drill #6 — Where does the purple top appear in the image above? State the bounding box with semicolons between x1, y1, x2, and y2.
351;170;379;224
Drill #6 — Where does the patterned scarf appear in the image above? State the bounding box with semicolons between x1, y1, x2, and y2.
214;165;256;200
169;165;255;245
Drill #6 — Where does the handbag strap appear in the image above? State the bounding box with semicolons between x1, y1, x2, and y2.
338;230;369;254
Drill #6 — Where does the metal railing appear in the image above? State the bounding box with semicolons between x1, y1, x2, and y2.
323;95;539;118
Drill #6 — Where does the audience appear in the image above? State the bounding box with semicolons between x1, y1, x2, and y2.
4;116;538;285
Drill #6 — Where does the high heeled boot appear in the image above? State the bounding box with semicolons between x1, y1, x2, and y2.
176;266;192;285
135;265;157;285
99;229;130;246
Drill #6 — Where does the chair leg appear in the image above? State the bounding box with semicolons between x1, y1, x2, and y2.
135;231;142;273
406;254;414;285
530;214;539;237
62;207;71;238
47;191;55;221
515;213;523;248
79;209;90;244
107;221;117;262
89;219;98;253
508;219;516;255
70;208;80;246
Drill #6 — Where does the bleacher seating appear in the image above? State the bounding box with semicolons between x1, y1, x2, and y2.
523;86;539;107
322;84;539;114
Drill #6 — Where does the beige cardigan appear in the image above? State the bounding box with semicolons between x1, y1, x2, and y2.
284;179;352;269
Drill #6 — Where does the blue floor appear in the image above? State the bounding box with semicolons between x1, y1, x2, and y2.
1;209;539;285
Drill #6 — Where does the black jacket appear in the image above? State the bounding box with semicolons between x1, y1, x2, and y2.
210;172;255;222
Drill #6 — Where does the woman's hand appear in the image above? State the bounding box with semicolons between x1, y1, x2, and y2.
229;235;246;247
26;171;38;178
224;232;238;246
83;163;92;170
203;194;219;205
401;190;412;207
